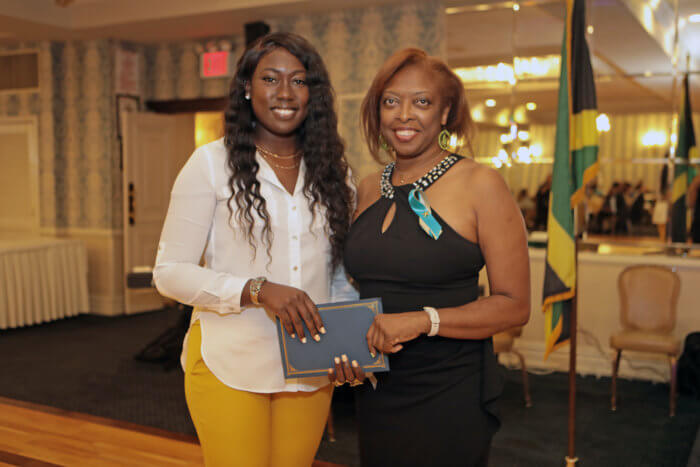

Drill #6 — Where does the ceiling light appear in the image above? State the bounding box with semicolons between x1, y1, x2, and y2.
642;130;666;147
516;146;532;163
485;99;496;107
518;130;530;141
642;5;653;31
454;55;559;84
526;102;537;111
512;3;520;11
596;113;610;132
530;144;543;158
587;25;594;34
689;14;700;23
513;108;527;123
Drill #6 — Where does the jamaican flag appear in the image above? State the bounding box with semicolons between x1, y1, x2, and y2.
543;0;598;359
670;74;697;243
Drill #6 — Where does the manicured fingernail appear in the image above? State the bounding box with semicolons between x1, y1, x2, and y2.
352;360;359;368
320;327;327;334
301;337;307;344
341;354;348;363
291;333;296;338
334;357;340;364
314;334;321;342
370;352;376;358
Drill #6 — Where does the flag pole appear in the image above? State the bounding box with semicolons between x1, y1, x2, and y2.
566;208;581;466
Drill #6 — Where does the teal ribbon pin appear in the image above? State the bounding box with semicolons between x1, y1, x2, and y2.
408;188;442;240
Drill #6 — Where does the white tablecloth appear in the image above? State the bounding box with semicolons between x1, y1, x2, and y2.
0;236;89;329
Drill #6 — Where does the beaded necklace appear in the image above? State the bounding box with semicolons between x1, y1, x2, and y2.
380;153;459;200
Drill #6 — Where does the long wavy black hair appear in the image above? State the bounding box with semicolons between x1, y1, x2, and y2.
224;32;353;269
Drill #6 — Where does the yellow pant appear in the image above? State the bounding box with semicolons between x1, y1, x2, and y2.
184;321;332;467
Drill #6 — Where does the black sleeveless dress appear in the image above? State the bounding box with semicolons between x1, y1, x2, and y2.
343;157;503;467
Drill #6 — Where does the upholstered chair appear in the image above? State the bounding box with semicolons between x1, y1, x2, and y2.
493;327;533;407
610;265;681;416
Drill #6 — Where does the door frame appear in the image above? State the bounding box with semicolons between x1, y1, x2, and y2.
0;115;40;232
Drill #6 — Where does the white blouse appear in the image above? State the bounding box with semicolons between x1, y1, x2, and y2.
153;138;358;393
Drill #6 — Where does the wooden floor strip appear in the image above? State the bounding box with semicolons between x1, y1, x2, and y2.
0;449;61;467
0;397;198;445
0;397;346;467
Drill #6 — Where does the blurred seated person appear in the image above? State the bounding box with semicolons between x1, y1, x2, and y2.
653;164;670;241
584;181;604;233
598;182;620;234
690;170;700;243
614;182;630;234
628;180;648;226
533;174;552;231
516;189;535;229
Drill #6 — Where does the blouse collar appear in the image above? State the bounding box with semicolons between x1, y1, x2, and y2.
255;150;306;197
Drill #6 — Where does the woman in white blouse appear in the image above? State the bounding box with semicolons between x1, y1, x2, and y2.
153;32;357;466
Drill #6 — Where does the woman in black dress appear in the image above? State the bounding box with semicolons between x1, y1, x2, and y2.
329;49;530;466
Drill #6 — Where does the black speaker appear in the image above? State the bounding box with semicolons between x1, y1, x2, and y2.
245;21;271;45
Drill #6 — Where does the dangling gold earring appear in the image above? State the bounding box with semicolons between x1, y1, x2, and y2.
438;128;452;151
379;134;393;153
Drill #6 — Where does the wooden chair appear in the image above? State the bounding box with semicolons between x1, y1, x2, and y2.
493;327;532;407
610;265;681;417
325;397;335;442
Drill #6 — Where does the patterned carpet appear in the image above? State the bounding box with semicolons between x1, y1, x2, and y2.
1;309;698;466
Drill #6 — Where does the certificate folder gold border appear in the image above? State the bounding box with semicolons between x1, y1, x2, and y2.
278;298;388;377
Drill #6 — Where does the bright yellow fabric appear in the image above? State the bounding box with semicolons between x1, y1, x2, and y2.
184;321;333;467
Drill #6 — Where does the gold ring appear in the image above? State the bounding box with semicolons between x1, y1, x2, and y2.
349;379;363;387
332;380;343;387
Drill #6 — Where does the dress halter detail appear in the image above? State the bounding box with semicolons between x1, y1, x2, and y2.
380;153;461;240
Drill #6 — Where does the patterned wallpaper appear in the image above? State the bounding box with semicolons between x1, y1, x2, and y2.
142;38;244;101
51;40;116;229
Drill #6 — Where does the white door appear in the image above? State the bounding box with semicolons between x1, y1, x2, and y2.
0;116;39;233
122;112;194;314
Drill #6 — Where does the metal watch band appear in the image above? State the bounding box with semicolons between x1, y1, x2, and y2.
250;276;267;306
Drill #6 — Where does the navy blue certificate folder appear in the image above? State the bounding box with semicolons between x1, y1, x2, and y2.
276;298;390;379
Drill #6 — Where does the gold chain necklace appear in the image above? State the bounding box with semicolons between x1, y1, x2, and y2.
394;150;446;184
261;152;300;170
256;144;301;160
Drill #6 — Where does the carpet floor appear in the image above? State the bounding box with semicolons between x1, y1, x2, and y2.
1;310;698;466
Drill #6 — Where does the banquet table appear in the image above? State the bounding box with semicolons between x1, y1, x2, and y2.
0;236;89;329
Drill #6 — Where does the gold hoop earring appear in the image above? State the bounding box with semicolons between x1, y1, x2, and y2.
438;128;452;151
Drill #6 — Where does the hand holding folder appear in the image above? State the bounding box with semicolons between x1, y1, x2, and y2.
276;298;390;378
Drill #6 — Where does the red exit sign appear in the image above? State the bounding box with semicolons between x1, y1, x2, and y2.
200;51;234;78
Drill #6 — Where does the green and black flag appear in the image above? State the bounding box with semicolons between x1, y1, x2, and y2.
543;0;598;359
671;74;697;243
